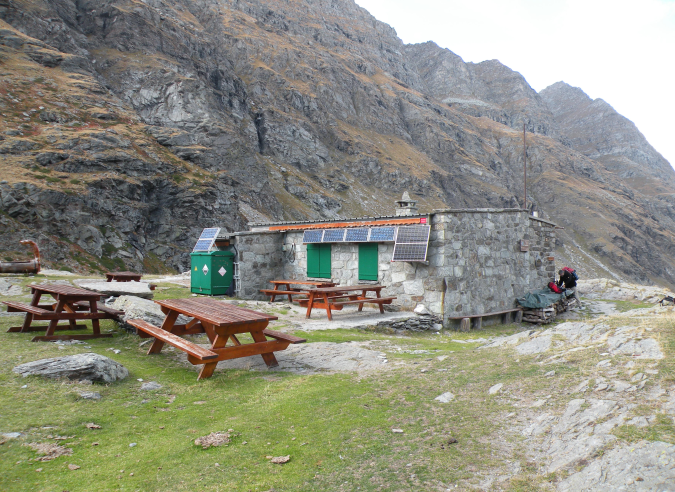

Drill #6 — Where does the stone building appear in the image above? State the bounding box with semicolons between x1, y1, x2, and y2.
219;195;557;328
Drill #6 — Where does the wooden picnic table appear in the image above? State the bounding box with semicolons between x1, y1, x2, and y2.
299;284;396;321
260;279;337;302
127;297;306;380
2;284;116;341
106;271;142;282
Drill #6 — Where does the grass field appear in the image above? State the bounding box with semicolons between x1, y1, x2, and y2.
1;275;673;491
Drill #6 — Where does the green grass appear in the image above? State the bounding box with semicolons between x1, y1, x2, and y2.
1;277;674;491
0;280;539;491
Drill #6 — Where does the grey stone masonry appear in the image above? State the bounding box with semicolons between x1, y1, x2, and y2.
228;208;556;329
233;231;284;298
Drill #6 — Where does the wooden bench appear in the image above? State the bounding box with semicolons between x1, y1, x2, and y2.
126;319;218;362
446;308;523;332
262;329;306;344
4;301;51;316
331;296;396;306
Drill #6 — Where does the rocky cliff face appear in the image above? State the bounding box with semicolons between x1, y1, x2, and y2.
1;0;674;286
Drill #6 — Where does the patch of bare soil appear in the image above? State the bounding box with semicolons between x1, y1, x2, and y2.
25;442;73;461
194;432;231;449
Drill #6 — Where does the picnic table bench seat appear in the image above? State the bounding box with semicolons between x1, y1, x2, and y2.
126;319;219;361
4;301;52;316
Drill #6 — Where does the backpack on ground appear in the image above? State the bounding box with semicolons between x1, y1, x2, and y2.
548;281;563;294
562;266;579;281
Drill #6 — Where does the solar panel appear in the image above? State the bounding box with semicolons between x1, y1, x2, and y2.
396;225;430;243
192;227;221;252
199;228;220;240
193;239;215;252
391;225;430;262
368;227;396;242
392;243;429;262
302;230;324;243
322;229;346;242
345;228;370;242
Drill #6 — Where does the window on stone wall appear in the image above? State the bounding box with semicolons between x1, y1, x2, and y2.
307;243;331;279
358;243;378;281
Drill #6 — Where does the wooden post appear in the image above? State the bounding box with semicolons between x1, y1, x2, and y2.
459;318;471;332
515;310;523;323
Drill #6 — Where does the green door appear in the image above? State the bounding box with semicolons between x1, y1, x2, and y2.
359;243;378;281
307;243;331;279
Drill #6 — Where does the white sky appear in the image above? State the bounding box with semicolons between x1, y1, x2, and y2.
355;0;675;170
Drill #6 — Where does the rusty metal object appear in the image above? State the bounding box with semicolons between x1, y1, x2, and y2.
0;240;41;274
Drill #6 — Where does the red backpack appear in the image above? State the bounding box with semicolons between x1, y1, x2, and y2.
548;281;563;294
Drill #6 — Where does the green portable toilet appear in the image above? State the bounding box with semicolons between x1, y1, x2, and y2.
190;250;235;295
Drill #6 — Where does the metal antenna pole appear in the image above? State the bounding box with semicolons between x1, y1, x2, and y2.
523;122;527;212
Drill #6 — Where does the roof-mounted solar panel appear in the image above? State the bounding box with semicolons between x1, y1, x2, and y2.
192;227;221;252
345;228;370;242
302;230;324;243
322;229;346;242
368;226;396;242
391;225;430;262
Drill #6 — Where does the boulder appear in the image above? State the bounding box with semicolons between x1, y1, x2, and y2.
112;295;190;332
13;353;128;383
74;280;154;299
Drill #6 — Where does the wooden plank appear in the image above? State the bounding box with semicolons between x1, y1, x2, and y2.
446;308;522;320
331;297;396;306
187;339;290;364
28;284;101;298
127;318;218;361
31;334;114;341
8;324;87;332
262;329;307;344
2;302;51;315
32;312;109;320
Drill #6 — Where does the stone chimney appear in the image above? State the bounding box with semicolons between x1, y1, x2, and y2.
395;191;418;216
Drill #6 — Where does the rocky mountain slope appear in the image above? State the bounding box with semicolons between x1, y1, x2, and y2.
1;0;674;287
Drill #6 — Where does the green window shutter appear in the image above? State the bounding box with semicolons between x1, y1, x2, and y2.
359;243;378;281
307;244;331;279
319;243;332;279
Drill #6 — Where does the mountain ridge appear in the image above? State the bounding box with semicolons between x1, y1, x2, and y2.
1;0;674;287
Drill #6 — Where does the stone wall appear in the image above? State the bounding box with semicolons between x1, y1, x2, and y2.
232;231;283;298
234;209;556;328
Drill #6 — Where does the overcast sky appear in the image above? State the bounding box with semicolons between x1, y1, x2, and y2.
355;0;675;170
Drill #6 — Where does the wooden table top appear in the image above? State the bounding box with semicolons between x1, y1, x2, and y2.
310;285;385;294
106;271;142;278
270;279;336;286
29;284;101;298
156;298;278;327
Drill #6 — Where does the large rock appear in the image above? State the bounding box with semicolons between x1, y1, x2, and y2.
13;353;128;383
112;295;189;331
74;280;154;299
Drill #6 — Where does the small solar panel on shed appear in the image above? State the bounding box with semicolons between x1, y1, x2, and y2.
192;227;221;252
303;230;324;243
193;239;215;252
199;228;220;240
345;228;369;242
322;229;346;242
368;227;396;242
